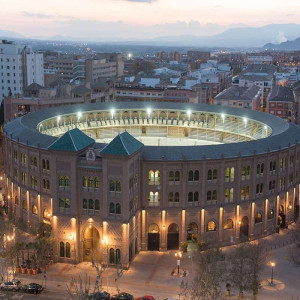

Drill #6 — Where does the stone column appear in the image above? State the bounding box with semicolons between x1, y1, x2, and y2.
249;202;255;238
235;204;240;240
200;209;205;240
264;199;268;234
161;210;166;250
181;210;186;243
219;206;223;242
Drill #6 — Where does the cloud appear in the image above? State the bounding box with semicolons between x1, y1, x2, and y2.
21;11;55;18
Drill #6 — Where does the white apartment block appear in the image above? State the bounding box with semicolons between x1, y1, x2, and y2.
0;40;44;102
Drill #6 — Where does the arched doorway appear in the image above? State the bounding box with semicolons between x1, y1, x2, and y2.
83;226;100;262
240;216;249;240
278;205;286;228
148;223;159;251
187;222;198;241
167;223;179;250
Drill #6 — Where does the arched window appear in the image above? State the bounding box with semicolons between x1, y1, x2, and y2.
89;199;94;210
246;166;251;177
148;170;154;182
46;160;50;170
174;192;179;202
224;219;234;230
255;212;263;224
242;167;246;178
188;171;193;181
261;163;264;174
83;198;87;209
194;192;199;202
225;188;229;202
109;248;115;264
230;188;234;201
116;203;121;215
109;180;115;192
194;170;199;181
59;198;65;210
169;171;174;181
109;203;115;214
149;223;159;233
168;192;174;202
207;170;212;181
22;200;27;211
60;242;65;257
88;177;93;188
212;190;217;200
66;242;71;258
116;249;121;265
82;176;88;187
116;181;121;192
154;170;160;183
188;192;193;202
95;200;100;211
230;167;234;182
65;176;70;186
207;191;212;201
32;205;38;215
94;177;100;188
58;176;64;186
256;164;260;175
43;209;50;219
213;169;218;180
65;198;70;209
207;221;217;232
268;209;274;219
175;171;180;182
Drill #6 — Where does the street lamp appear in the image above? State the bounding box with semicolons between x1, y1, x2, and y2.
175;251;182;275
270;262;275;284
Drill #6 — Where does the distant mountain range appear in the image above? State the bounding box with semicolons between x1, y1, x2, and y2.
264;37;300;50
1;23;300;48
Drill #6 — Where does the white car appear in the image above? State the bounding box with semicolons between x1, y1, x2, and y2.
0;280;21;291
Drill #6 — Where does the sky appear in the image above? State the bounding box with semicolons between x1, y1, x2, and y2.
0;0;300;40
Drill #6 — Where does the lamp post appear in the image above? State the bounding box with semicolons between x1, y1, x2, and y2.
270;262;275;284
102;238;109;292
175;251;182;275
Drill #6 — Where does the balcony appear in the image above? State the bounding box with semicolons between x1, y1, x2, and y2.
148;201;160;207
83;209;100;216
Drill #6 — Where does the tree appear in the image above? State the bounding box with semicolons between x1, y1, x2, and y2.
182;247;225;300
227;243;252;297
227;242;269;298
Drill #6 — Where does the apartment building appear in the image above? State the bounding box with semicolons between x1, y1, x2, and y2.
0;40;44;102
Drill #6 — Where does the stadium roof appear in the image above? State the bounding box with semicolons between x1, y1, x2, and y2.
4;101;300;161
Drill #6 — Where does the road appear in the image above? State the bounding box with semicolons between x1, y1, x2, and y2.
0;290;69;300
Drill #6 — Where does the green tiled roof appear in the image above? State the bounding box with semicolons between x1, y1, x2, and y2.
48;128;95;151
100;131;144;156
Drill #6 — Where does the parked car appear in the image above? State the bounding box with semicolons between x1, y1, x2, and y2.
136;296;155;300
20;283;43;294
0;280;21;291
89;291;110;300
111;292;134;300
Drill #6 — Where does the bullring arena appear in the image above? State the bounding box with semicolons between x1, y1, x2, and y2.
3;102;300;266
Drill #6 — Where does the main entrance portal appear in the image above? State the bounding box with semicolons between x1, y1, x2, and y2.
83;226;100;262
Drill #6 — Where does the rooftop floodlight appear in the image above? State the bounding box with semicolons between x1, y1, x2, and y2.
243;117;248;127
221;113;225;123
147;108;152;117
187;110;191;120
77;111;82;119
111;109;115;118
128;53;132;59
57;116;61;122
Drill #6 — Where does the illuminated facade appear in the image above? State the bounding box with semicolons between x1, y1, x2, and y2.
3;102;300;266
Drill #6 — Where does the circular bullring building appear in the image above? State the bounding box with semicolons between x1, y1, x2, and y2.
3;102;300;266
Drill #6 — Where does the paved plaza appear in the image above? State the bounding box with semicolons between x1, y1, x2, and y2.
11;225;300;299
